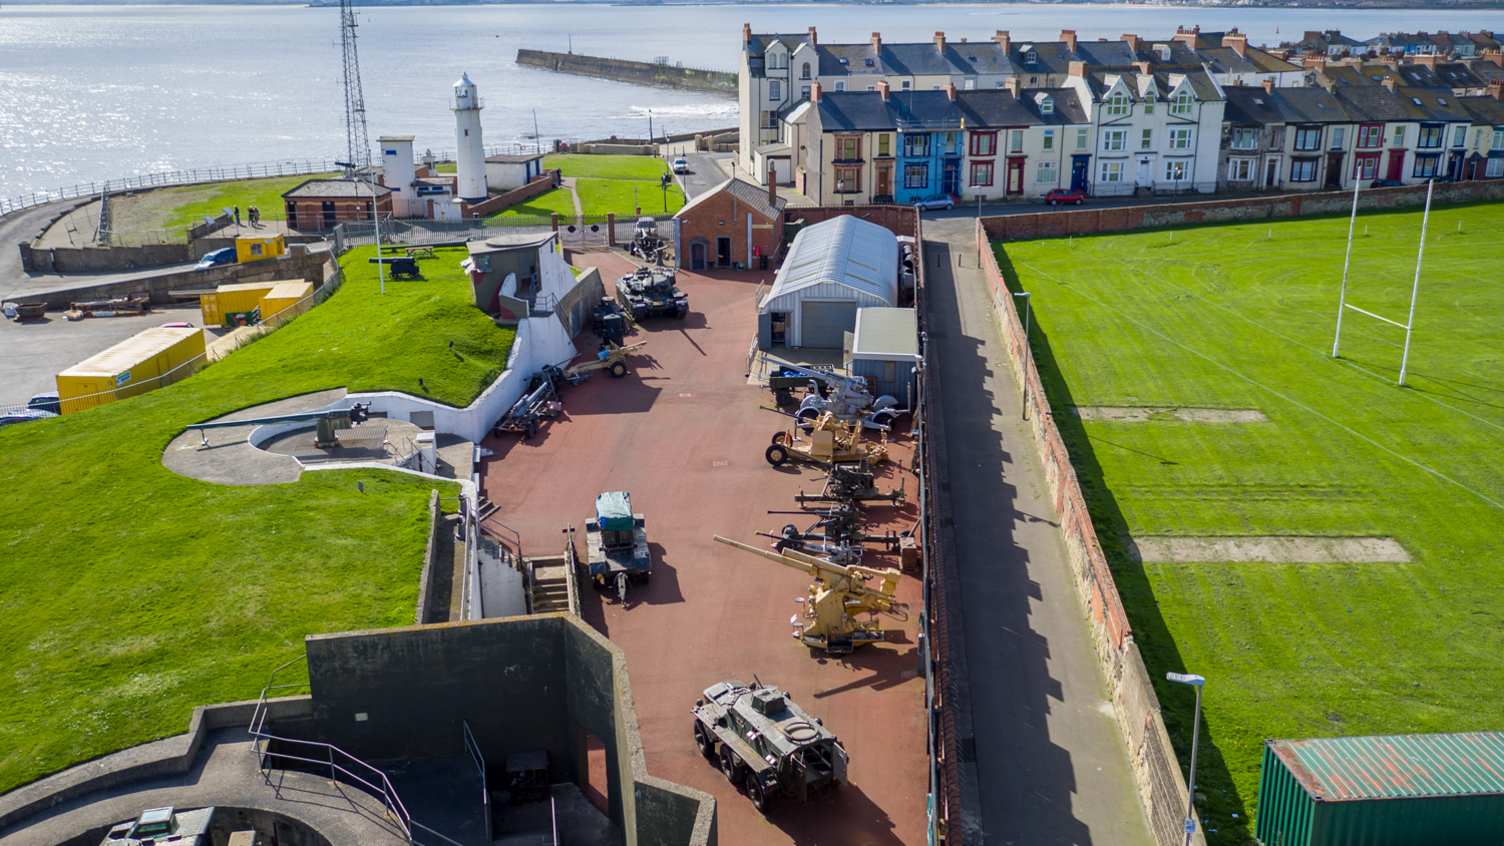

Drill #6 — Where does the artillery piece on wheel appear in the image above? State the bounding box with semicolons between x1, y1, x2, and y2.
713;535;901;654
691;680;847;813
617;266;688;321
765;411;888;469
795;464;906;507
766;361;906;431
762;503;905;557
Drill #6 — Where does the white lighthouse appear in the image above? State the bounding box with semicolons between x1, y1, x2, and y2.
451;72;488;203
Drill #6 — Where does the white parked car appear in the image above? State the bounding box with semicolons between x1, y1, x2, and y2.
672;157;689;175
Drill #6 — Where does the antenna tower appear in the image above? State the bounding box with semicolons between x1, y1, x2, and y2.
339;0;371;176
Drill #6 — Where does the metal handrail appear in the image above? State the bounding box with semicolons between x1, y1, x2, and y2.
248;653;418;843
564;527;580;617
478;512;522;560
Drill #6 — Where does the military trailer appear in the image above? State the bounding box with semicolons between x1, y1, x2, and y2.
592;296;631;347
617;266;688;321
584;491;651;602
692;680;847;812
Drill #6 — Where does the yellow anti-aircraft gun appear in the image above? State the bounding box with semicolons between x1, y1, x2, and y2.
713;535;901;654
764;410;888;469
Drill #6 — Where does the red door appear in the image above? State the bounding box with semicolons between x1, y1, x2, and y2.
1006;158;1024;195
1386;151;1405;181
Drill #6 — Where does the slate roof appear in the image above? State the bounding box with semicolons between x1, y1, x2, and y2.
1224;86;1351;125
1086;67;1224;103
1436;62;1487;90
1194;45;1302;77
675;176;786;222
1331;85;1420;122
814;88;1089;133
1460;95;1504;126
282;178;393;199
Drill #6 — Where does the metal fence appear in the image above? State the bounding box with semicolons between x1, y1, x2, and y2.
2;157;350;217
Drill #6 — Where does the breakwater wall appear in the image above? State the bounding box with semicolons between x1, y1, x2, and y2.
517;49;736;97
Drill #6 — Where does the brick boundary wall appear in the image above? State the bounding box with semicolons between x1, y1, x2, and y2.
784;204;920;241
982;180;1504;242
977;220;1207;846
460;171;560;219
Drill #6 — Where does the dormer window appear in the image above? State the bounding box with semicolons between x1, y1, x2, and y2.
1171;89;1193;115
1106;91;1129;116
1159;45;1172;61
1024;49;1038;64
1039;95;1054;114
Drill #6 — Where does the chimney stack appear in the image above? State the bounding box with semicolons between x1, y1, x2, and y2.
768;164;778;205
1134;61;1152;75
1223;31;1248;58
944;82;957;101
995;30;1011;54
807;26;817;48
1068;60;1087;78
743;23;751;46
1414;53;1438;69
811;81;822;102
1173;26;1199;48
1488;80;1504;100
1381;76;1396;93
1304;56;1327;70
877;79;890;101
1004;76;1021;96
871;32;882;53
1123;33;1141;54
1262;78;1276;94
1483;49;1503;68
934;31;947;53
1061;29;1078;52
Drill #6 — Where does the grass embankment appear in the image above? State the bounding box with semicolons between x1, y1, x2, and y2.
487;187;578;220
0;246;513;795
999;203;1504;845
541;153;686;217
110;173;341;239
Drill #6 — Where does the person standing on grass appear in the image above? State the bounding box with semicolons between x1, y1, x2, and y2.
234;205;240;226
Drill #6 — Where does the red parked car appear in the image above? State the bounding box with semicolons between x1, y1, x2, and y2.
1044;188;1087;206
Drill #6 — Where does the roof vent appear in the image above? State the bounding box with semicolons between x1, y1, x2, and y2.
839;56;848;64
865;58;874;67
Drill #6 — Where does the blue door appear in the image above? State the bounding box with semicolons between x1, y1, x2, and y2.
1071;156;1090;192
942;159;961;196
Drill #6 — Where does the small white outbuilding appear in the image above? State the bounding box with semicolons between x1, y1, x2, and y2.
757;215;899;350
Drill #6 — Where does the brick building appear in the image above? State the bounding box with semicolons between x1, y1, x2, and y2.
282;178;395;232
673;176;787;271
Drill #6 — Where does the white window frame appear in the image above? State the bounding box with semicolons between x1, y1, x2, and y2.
1164;160;1188;181
1076;128;1089;151
1042;129;1055;151
1171;90;1194;115
1231;127;1259;150
1106;92;1129;117
1487;157;1504;178
1168;128;1192;150
1453;125;1467;147
1331;127;1345;149
901;80;912;91
1140;129;1153;150
1228;158;1254;181
1492;129;1504;151
1099;161;1124;183
1103;130;1127;152
1036;161;1059;184
1009;130;1024;153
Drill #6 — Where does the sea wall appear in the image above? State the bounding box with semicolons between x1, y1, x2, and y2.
517;49;736;97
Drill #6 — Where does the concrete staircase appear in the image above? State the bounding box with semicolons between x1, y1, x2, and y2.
527;556;574;614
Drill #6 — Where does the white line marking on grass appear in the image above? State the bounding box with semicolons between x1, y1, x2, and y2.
1133;536;1411;564
1114;259;1504;438
1018;260;1504;511
1074;406;1269;423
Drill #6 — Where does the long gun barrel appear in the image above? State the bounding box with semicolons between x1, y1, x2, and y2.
192;403;370;431
712;535;901;602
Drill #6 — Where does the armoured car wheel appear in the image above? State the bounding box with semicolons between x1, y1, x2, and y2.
766;445;789;466
609;362;627;378
774;388;793;407
694;722;714;758
772;432;789;446
747;778;773;812
871;411;895;429
719;745;746;784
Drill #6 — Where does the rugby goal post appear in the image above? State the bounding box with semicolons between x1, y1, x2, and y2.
1332;178;1433;387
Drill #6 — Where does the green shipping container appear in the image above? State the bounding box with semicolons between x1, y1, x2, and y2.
1256;732;1504;846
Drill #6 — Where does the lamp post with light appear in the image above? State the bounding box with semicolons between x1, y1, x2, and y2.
1167;671;1207;846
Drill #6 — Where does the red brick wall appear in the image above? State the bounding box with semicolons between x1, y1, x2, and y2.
677;189;785;269
786;204;919;240
285;196;394;232
461;170;561;218
982;179;1504;242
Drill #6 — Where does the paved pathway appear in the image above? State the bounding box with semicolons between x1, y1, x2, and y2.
924;217;1153;846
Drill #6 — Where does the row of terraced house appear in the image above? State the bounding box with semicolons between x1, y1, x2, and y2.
739;25;1504;204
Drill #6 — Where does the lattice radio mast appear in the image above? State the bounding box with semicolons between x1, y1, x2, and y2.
339;0;371;176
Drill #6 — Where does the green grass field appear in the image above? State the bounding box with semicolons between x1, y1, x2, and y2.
486;187;578;220
110;173;341;239
542;153;668;181
575;177;685;217
998;203;1504;845
0;245;512;794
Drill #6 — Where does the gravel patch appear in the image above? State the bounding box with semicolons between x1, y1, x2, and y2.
1131;536;1411;564
1073;406;1270;423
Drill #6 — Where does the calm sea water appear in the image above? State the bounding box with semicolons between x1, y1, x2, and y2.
2;3;1502;200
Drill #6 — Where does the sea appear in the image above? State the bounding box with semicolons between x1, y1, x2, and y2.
3;3;1504;201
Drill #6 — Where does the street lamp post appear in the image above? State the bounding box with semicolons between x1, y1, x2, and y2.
1012;291;1031;420
1167;672;1207;846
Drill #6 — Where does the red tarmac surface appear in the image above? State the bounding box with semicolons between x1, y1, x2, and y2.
479;252;926;846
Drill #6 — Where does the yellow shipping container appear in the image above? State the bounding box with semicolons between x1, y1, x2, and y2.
200;280;279;327
258;280;316;326
235;233;285;263
56;326;206;414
